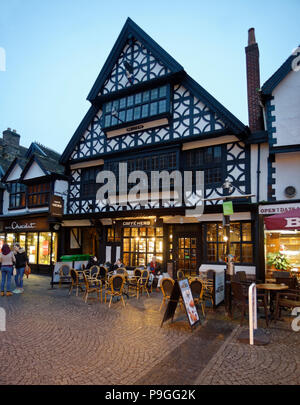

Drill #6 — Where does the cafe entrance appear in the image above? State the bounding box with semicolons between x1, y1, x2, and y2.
174;232;201;276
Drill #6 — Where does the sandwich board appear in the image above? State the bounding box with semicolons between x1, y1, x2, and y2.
161;279;200;330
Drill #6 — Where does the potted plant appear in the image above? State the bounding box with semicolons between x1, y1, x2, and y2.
267;252;291;271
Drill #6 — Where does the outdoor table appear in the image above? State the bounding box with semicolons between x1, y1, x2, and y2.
256;283;289;317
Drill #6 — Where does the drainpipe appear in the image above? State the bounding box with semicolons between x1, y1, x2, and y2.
256;143;261;203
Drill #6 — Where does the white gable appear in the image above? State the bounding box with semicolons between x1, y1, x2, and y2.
6;164;22;181
271;69;300;147
23;161;47;180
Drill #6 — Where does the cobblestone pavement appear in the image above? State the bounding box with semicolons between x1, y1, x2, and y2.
0;275;299;385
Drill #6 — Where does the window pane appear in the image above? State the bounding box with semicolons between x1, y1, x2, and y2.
150;102;158;116
119;110;126;122
207;224;217;242
230;223;241;242
142;104;149;118
143;91;150;102
105;115;111;127
159;86;167;97
135;93;142;104
205;147;213;163
151;88;158;100
105;102;112;113
214;146;222;162
27;233;38;264
159;99;167;113
112;100;119;110
242;223;252;241
207;243;217;262
218;243;226;262
127;95;134;107
126;108;133;122
242;244;253;263
119;98;126;109
52;233;57;263
134;106;141;120
39;233;51;265
231;243;241;262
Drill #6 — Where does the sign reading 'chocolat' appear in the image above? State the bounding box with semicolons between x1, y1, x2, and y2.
2;217;50;232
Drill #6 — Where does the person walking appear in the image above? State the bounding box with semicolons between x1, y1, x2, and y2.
13;244;28;294
0;244;16;297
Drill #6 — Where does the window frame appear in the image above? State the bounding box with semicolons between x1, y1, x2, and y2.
101;84;171;131
8;182;26;210
27;182;50;208
80;166;102;199
204;221;254;265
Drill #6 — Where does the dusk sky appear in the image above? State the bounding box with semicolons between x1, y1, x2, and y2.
0;0;299;154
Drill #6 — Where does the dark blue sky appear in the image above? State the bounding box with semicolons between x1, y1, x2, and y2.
0;0;299;153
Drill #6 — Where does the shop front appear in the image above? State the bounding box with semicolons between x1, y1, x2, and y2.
259;203;300;280
0;215;59;275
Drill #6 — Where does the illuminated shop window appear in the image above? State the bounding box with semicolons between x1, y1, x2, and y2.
122;227;163;267
205;222;253;264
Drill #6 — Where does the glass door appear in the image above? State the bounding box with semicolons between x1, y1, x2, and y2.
176;234;199;276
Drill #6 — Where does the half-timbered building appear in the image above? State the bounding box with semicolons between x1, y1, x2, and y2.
60;19;266;278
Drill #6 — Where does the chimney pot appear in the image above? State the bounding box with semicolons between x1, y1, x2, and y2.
248;28;256;46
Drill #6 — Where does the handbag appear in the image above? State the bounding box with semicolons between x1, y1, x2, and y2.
13;267;17;276
24;264;31;278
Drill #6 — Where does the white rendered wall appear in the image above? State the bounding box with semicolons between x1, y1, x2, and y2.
273;152;300;200
270;69;300;147
6;164;22;181
54;180;68;214
250;143;269;203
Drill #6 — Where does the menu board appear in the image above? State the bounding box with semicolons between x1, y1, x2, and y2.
178;279;200;326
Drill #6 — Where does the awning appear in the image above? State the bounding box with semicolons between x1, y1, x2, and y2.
264;208;300;231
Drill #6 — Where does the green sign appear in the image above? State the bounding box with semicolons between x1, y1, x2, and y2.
223;201;234;215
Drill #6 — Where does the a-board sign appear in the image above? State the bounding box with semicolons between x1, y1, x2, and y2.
161;279;200;329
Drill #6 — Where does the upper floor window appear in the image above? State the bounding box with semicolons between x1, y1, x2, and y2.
81;167;102;198
28;183;50;207
102;84;170;129
184;145;223;186
9;183;26;209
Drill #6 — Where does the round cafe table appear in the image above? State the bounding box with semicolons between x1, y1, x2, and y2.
256;283;289;317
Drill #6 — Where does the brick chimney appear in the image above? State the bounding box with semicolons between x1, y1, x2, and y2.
245;28;264;132
2;128;20;146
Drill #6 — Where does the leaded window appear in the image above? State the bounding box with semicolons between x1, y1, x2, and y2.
102;85;170;129
27;183;50;207
81;167;102;198
9;183;26;209
184;145;223;186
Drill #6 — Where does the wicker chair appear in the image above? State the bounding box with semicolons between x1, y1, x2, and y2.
59;264;71;288
137;270;150;298
127;268;142;298
105;275;126;308
233;271;247;282
189;279;205;317
177;270;184;280
159;278;175;311
275;289;300;321
116;267;128;276
89;265;100;280
231;281;269;327
82;271;101;303
69;269;84;297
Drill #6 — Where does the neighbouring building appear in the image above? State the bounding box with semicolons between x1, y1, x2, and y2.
259;44;300;279
59;19;271;280
0;129;68;274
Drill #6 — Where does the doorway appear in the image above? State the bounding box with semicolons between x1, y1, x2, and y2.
174;233;200;276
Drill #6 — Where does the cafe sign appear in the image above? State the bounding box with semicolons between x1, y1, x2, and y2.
120;218;163;228
50;195;64;217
